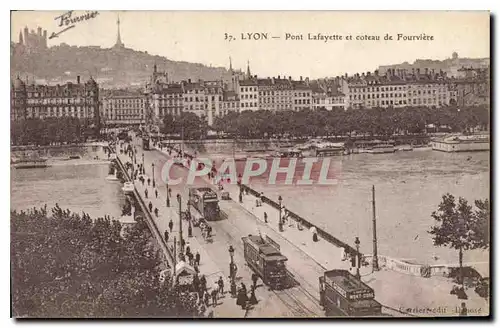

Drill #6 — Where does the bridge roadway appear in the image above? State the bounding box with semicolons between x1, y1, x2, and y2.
119;137;325;317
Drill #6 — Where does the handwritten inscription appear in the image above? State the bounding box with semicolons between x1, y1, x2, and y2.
50;11;99;39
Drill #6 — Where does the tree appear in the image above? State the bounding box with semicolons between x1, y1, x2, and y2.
11;206;199;318
429;194;490;287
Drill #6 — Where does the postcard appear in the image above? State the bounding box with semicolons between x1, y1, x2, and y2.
10;10;490;318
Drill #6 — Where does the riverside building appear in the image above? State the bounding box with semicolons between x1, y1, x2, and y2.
101;89;146;126
11;75;100;126
340;68;456;109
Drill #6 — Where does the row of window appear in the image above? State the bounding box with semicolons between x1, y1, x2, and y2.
314;98;345;104
26;98;92;105
241;102;258;108
350;84;448;93
240;87;257;92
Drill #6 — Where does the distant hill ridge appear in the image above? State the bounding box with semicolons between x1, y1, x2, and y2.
10;42;231;88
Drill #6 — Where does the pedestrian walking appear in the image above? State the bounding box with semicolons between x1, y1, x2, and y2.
147;178;151;186
204;290;210;306
264;212;268;223
195;252;201;266
200;275;207;291
168;219;173;232
188;252;194;266
148;202;153;212
218;276;224;294
236;288;248;310
155;189;158;198
145;189;148;198
154;207;159;217
240;282;247;295
193;273;200;293
211;288;218;306
251;273;259;289
164;230;169;243
249;285;258;305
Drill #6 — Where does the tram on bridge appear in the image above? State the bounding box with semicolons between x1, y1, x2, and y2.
319;269;382;317
242;234;288;290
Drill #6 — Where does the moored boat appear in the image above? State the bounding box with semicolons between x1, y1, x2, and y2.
431;133;489;152
12;159;49;169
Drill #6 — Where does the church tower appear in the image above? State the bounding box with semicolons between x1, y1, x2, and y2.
114;14;125;48
246;60;252;79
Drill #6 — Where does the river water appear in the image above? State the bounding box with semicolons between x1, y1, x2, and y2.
11;145;489;266
10;156;125;221
208;149;490;265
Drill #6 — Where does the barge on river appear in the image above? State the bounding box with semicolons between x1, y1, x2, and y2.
431;134;489;152
12;159;49;169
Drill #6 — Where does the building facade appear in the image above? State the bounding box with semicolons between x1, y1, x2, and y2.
221;91;240;116
205;80;224;126
11;75;100;126
341;68;456;110
101;89;145;126
452;67;490;108
258;77;294;112
292;78;313;111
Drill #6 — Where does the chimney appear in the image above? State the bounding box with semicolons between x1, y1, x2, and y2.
254;75;257;79
425;68;429;75
300;76;303;81
271;77;275;84
344;73;348;78
375;70;379;76
37;27;42;36
289;76;291;81
77;76;80;84
367;71;371;76
278;75;281;79
362;72;365;77
188;78;192;83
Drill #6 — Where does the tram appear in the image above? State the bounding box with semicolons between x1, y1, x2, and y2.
319;269;382;317
188;187;220;222
242;234;288;290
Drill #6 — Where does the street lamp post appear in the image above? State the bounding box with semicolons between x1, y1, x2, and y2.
354;237;361;280
142;153;145;174
166;179;170;207
278;196;283;232
177;194;184;253
152;162;155;188
187;198;192;237
228;245;237;297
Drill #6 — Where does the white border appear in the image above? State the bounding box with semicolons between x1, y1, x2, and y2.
2;1;497;328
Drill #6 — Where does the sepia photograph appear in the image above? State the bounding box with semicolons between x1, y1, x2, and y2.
9;10;490;319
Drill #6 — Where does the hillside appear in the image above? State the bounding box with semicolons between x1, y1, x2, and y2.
10;43;231;88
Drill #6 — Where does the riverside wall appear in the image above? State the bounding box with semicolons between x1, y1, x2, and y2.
11;144;105;161
110;146;175;266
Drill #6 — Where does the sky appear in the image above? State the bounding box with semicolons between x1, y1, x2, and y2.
11;11;490;79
